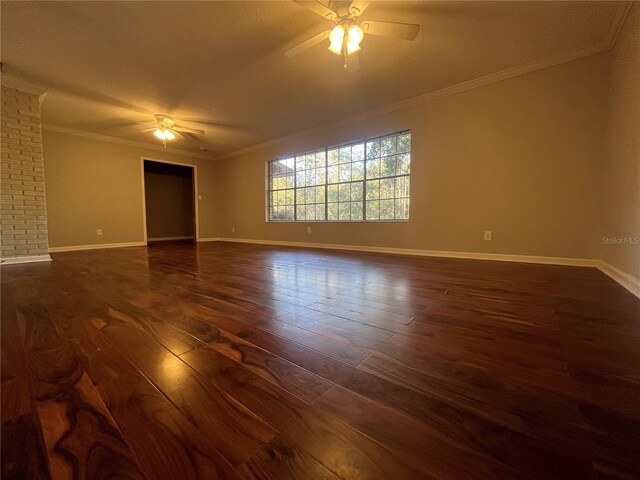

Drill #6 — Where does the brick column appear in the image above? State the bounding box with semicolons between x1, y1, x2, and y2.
1;85;51;263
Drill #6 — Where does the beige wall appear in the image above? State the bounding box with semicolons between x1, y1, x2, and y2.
596;4;640;280
214;52;609;259
42;129;221;248
144;161;194;240
39;26;637;283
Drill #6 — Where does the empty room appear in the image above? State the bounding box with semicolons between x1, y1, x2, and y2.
1;1;639;479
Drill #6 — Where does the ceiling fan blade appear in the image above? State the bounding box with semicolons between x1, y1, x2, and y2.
181;118;239;129
174;126;205;136
284;30;331;58
175;130;199;143
154;113;176;127
361;20;420;41
349;0;371;17
347;51;360;73
292;1;337;20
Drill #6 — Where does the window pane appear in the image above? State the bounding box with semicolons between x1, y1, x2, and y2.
285;206;295;220
328;148;339;166
305;154;314;170
366;180;379;200
339;183;350;202
380;136;397;157
352;143;365;161
395;176;410;198
339;202;351;221
366;200;380;220
285;190;294;205
328;166;339;183
366;139;380;159
328;203;339;220
397;153;410;174
340;146;351;163
272;158;293;174
327;184;339;202
380;156;395;178
352;161;364;181
306;207;316;221
316;204;326;220
380;178;394;199
366;159;380;178
397;133;411;153
351;182;363;201
351;201;363;220
395;198;409;219
340;163;351;182
380;199;394;220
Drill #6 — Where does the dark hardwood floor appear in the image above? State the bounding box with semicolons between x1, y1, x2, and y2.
2;241;639;479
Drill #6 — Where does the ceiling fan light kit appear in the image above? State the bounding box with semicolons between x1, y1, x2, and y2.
153;128;176;141
285;0;420;69
151;114;205;148
328;22;363;55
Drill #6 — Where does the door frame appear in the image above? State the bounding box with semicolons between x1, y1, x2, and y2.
140;157;200;244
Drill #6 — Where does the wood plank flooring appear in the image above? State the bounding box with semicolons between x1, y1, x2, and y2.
1;241;639;479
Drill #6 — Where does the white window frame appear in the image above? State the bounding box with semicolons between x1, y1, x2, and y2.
266;130;411;223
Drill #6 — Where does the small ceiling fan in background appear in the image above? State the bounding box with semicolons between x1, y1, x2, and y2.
284;0;420;70
149;114;206;149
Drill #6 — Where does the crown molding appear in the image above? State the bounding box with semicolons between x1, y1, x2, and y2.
1;72;48;97
214;4;632;162
42;124;216;160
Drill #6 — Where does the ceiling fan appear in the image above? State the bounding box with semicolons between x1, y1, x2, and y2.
150;114;206;148
284;0;420;69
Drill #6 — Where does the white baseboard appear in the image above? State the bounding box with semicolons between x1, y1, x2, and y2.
211;237;598;268
197;237;221;243
1;254;52;265
208;237;640;298
49;241;146;253
44;237;640;299
148;236;194;242
597;260;640;299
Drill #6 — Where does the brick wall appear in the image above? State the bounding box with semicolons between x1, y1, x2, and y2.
1;86;50;260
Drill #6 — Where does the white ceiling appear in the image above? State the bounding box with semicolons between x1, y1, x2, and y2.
1;1;631;158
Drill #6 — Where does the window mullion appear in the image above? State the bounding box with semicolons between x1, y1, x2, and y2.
324;149;328;222
293;157;297;221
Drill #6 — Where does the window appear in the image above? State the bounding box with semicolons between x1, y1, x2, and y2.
268;131;410;222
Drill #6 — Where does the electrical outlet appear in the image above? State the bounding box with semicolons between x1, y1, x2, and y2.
97;228;103;236
198;194;202;201
307;226;311;234
231;227;235;233
484;230;492;241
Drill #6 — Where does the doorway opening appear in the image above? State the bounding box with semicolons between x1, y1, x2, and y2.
142;159;197;244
